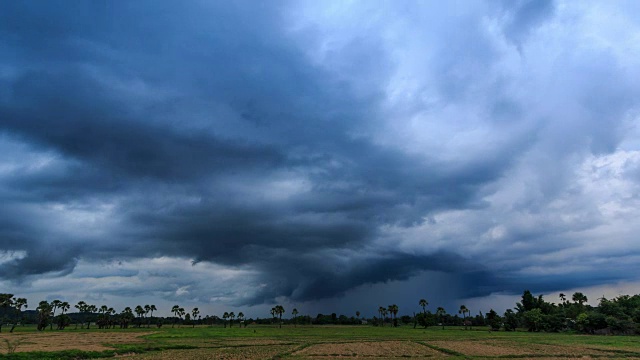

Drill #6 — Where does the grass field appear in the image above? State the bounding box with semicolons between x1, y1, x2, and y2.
1;325;639;359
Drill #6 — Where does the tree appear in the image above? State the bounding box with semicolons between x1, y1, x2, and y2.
57;301;70;330
9;297;27;333
388;304;399;327
459;305;469;330
274;305;285;328
171;305;181;328
486;309;501;331
149;305;157;326
238;312;245;327
50;300;62;330
135;305;145;328
178;307;185;327
436;307;446;330
292;308;299;327
229;312;235;328
559;293;566;304
0;294;14;333
223;312;230;328
86;304;97;329
144;305;151;328
192;308;200;328
36;300;52;331
121;307;134;329
419;299;428;317
572;292;588;306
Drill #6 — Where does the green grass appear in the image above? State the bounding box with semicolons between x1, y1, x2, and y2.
2;325;639;359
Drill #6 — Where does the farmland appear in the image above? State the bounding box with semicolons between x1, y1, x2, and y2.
1;325;639;359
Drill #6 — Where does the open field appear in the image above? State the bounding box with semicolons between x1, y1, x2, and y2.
1;325;640;359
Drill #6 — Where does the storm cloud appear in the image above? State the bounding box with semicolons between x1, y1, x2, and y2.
2;0;640;314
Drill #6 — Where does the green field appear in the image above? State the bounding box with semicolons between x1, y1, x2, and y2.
1;325;640;359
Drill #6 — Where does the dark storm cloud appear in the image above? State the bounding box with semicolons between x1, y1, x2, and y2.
1;0;639;308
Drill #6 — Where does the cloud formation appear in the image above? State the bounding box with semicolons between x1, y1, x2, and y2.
1;0;640;313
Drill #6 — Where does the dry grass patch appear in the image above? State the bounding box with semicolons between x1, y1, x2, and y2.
428;340;614;357
128;344;297;359
0;331;153;353
294;340;443;357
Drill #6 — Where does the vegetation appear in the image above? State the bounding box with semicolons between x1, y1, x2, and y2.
1;289;640;338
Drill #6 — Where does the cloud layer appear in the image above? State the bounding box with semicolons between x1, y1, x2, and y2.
1;0;640;313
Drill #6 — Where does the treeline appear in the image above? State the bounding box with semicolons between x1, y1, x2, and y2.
2;291;640;335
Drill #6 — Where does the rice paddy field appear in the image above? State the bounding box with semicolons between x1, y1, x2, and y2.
1;325;639;359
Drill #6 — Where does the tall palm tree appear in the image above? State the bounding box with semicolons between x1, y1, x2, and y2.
292;308;299;327
171;305;180;328
388;304;399;327
144;305;151;328
135;305;145;328
192;308;200;328
275;305;285;328
572;292;588;306
436;307;446;330
121;307;134;329
223;312;229;328
229;312;235;328
559;293;566;304
9;297;27;333
75;301;87;329
459;305;468;330
178;307;185;328
270;308;276;325
149;305;157;326
419;299;428;316
50;300;62;330
86;304;97;329
36;300;52;331
381;308;388;327
238;312;244;327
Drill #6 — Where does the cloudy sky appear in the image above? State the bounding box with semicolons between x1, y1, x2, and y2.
1;0;640;318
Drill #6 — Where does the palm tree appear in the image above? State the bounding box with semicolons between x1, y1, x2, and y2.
50;300;62;330
292;308;299;327
356;311;360;320
377;306;385;327
149;305;157;326
9;297;27;333
0;294;14;333
121;307;134;328
144;305;151;328
270;308;276;324
36;300;52;331
74;301;87;329
171;305;181;328
86;304;97;329
559;293;566;304
275;305;285;328
388;304;399;327
223;312;229;328
419;299;428;316
459;305;468;330
192;308;200;328
178;307;185;328
135;305;145;328
381;308;388;327
436;307;446;330
572;292;588;306
238;312;245;327
229;312;235;328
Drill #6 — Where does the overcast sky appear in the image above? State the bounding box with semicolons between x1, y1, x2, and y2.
1;0;640;318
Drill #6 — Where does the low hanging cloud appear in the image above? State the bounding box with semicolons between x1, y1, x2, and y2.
1;0;640;310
